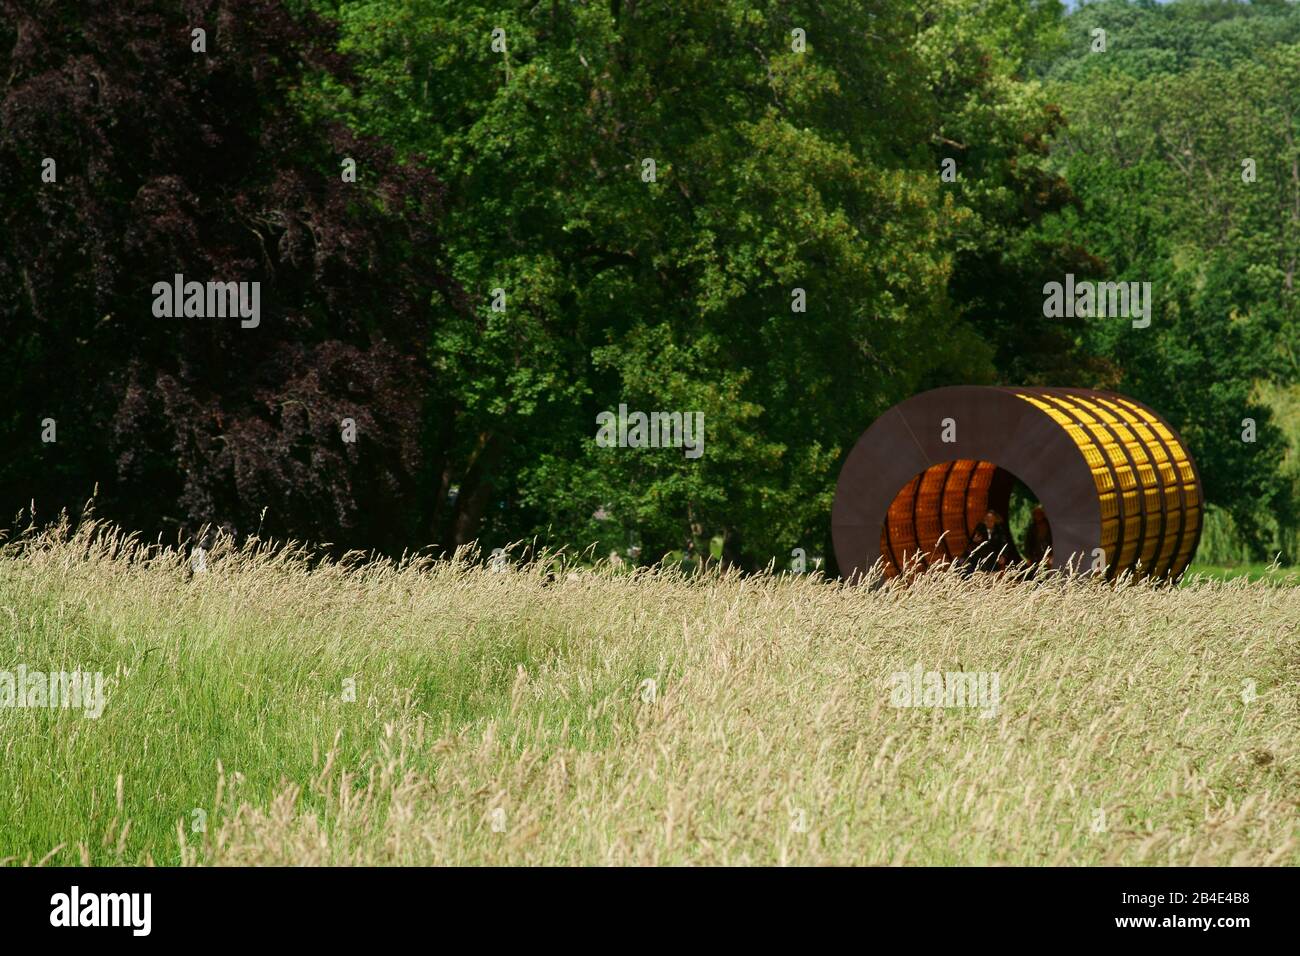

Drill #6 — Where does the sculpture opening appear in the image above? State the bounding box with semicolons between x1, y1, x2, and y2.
880;461;1046;577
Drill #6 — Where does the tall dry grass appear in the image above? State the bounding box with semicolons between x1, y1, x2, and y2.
0;521;1296;865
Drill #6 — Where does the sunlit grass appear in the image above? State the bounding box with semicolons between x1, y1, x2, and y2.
0;521;1296;865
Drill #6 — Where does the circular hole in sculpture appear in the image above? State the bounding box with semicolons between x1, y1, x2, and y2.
878;461;1052;578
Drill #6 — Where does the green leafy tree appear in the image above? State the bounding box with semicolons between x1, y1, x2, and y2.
1039;7;1300;554
311;0;1086;566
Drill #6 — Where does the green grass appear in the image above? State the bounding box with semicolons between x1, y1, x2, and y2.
1183;563;1299;584
1;523;1297;865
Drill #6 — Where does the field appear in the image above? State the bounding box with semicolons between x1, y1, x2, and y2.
1184;563;1300;585
1;524;1297;866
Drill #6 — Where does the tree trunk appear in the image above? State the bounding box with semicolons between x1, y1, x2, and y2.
450;433;505;550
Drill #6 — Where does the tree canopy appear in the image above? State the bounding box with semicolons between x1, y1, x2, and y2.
0;0;459;551
306;0;1091;566
2;0;1298;566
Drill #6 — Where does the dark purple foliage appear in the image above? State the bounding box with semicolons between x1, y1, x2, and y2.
0;0;460;550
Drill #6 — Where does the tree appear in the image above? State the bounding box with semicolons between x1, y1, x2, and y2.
1038;9;1300;554
311;0;1074;567
915;0;1115;388
0;0;460;551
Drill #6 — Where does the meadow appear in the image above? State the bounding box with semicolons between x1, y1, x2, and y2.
0;523;1296;866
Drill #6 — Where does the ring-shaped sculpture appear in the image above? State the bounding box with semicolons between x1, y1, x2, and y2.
831;387;1203;583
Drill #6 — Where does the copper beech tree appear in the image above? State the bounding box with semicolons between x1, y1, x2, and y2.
0;0;462;552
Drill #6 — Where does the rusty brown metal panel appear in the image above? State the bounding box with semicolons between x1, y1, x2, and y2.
941;458;979;558
933;460;960;561
833;387;1102;581
915;462;954;564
